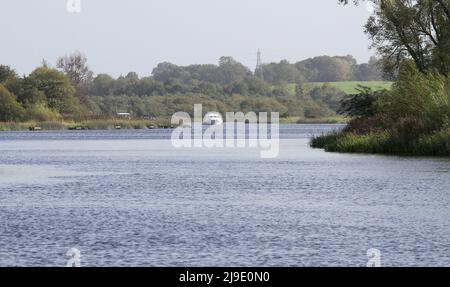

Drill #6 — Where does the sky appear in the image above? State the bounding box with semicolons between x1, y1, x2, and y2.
1;0;374;77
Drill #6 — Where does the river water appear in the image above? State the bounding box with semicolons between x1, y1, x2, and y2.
0;124;449;266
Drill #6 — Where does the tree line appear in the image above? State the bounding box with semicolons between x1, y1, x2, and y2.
1;52;382;122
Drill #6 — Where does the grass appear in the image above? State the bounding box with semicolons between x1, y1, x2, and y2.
0;118;173;131
415;129;450;156
311;129;450;156
295;116;348;124
285;81;393;96
0;122;33;131
306;81;393;94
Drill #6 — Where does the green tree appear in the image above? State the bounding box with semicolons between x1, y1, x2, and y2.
338;87;382;118
152;62;191;83
27;67;80;114
18;86;47;106
0;84;25;121
218;57;251;84
354;57;383;80
377;61;450;131
0;65;18;83
339;0;450;76
310;83;346;111
244;76;271;96
262;60;303;84
134;76;165;96
90;74;115;96
295;56;355;82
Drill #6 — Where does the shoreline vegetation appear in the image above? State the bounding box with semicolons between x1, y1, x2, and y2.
0;116;348;131
311;129;450;157
311;0;450;157
0;119;173;131
311;64;450;157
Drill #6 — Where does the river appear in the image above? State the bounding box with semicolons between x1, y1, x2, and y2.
0;124;449;266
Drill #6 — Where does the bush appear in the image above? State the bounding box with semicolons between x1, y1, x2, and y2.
344;132;394;154
312;132;391;154
310;133;340;149
312;129;450;156
24;104;61;122
377;62;450;132
312;63;450;157
338;87;383;118
415;129;450;156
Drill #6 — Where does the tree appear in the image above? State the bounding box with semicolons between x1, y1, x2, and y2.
0;84;25;121
271;83;293;97
0;65;18;83
136;77;165;96
377;61;450;131
310;83;346;111
17;83;47;106
90;74;115;96
152;62;191;83
218;57;251;84
56;52;94;86
123;72;138;82
354;56;384;80
339;0;450;76
338;87;382;118
185;64;222;83
262;60;303;84
295;56;355;82
244;76;271;96
152;58;250;85
27;67;80;114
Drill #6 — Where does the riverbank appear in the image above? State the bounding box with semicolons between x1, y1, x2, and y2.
0;119;174;131
0;117;347;131
310;63;450;157
311;129;450;156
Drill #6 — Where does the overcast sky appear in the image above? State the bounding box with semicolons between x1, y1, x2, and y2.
1;0;374;77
